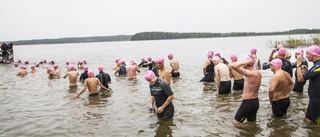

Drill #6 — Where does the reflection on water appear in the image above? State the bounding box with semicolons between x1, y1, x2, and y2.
1;35;320;136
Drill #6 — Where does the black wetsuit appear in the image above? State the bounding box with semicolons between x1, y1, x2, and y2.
152;66;159;77
149;78;174;120
96;71;111;88
280;58;293;77
79;71;88;83
119;65;127;75
303;60;320;124
138;61;148;68
147;61;155;70
292;58;308;92
200;59;215;82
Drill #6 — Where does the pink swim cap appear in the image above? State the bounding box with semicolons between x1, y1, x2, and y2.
250;48;257;54
306;45;320;56
20;65;26;69
141;57;145;61
207;52;213;58
115;58;120;63
271;58;283;68
36;64;40;67
24;61;29;64
47;67;52;72
88;70;94;77
212;56;220;61
18;60;21;63
243;55;254;62
215;52;221;57
147;56;152;61
53;64;58;69
66;61;69;65
68;65;75;70
83;66;88;71
14;62;19;67
98;65;103;71
295;49;303;55
208;50;214;55
278;48;286;55
230;54;237;61
156;57;164;64
31;65;35;69
117;60;122;65
130;61;135;65
277;44;284;49
168;53;173;58
145;70;155;81
83;60;87;64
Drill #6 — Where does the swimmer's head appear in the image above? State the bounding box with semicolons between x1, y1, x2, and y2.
53;64;58;69
277;44;284;49
117;60;122;65
88;70;94;77
24;61;29;64
208;50;214;55
230;54;237;61
14;62;19;67
68;65;75;70
207;52;213;58
98;65;103;71
215;52;221;57
47;67;52;72
243;55;254;66
20;65;26;69
83;60;87;64
31;65;35;69
145;70;155;81
130;61;135;65
278;48;286;55
306;45;320;56
212;56;220;62
36;63;40;67
167;53;173;59
66;61;69;65
250;48;257;54
18;60;21;63
295;49;303;55
147;56;152;61
141;57;145;61
271;58;283;68
83;66;88;71
156;57;164;64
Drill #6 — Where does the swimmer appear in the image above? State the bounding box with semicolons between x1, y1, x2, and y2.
296;45;320;124
269;58;293;117
230;55;262;126
145;70;174;121
228;54;244;90
156;57;171;85
167;53;180;77
96;65;111;89
31;65;37;73
16;65;28;76
75;70;109;98
63;65;79;87
126;61;140;79
213;56;231;94
79;66;88;83
200;52;215;82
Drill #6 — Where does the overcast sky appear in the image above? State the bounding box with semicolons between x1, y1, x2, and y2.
1;0;319;41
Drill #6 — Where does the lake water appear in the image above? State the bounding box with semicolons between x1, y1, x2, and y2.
1;35;319;136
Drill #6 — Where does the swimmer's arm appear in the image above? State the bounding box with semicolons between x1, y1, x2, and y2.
257;59;261;70
268;75;278;103
63;73;68;79
158;95;174;113
76;81;87;98
136;65;140;73
296;55;305;82
268;49;277;62
230;61;254;77
16;72;20;76
149;96;155;108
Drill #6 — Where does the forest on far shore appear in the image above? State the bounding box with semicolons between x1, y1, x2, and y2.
11;29;320;45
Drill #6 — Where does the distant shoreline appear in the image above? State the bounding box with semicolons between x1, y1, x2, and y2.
10;28;320;46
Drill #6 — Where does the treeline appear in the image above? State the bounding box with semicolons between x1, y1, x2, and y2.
14;35;131;45
131;29;320;41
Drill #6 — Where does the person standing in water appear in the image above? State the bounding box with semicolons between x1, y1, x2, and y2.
145;70;174;121
16;65;28;76
79;66;89;83
96;65;111;89
75;70;109;98
296;45;320;125
167;53;180;77
63;65;79;87
213;56;231;94
156;57;171;85
200;52;215;82
126;61;140;79
228;54;244;90
230;55;261;126
269;58;294;117
292;49;308;92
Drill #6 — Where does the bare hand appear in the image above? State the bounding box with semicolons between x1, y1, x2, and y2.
156;106;164;113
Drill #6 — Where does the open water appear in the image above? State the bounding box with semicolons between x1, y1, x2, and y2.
0;35;319;136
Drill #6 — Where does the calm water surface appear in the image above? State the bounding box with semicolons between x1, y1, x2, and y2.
1;35;319;136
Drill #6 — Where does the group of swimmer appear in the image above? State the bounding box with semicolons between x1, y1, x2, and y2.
12;44;320;126
198;44;320;126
